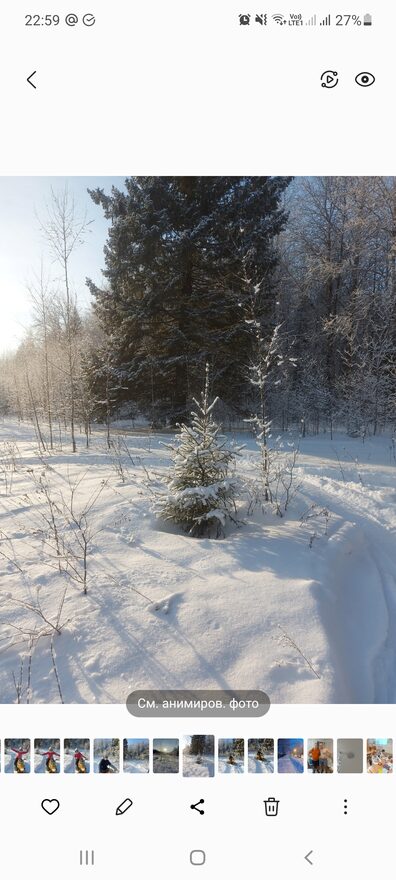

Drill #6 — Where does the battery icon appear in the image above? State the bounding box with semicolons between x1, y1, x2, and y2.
363;13;372;25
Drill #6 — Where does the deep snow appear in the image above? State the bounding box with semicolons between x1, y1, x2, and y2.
1;418;396;704
4;751;31;773
278;755;304;773
248;753;274;773
219;755;244;774
64;754;90;773
153;753;179;773
34;753;60;773
94;758;119;773
124;758;149;773
183;753;215;777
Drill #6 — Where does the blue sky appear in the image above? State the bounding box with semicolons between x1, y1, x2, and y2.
153;739;179;752
0;176;126;354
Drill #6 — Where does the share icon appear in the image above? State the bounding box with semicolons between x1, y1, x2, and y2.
190;799;205;815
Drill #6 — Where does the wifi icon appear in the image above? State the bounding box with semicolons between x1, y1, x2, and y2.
272;13;286;24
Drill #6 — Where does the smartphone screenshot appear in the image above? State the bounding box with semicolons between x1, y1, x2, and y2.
0;1;394;877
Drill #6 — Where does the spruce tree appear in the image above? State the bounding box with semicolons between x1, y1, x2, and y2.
87;176;291;423
156;365;240;537
190;735;206;756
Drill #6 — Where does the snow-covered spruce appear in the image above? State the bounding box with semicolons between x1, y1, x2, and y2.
156;367;241;537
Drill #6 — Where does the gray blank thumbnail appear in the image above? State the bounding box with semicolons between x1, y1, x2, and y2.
337;739;363;773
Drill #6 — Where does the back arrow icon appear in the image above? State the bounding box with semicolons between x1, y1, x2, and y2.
305;850;313;866
27;71;37;89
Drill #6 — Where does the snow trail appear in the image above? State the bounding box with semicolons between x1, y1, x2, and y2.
302;468;396;702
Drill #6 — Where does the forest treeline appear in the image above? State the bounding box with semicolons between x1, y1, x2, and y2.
1;176;395;445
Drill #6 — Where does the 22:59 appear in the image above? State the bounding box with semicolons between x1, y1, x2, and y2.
25;14;60;25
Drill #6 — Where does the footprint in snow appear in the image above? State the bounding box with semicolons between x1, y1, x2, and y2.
147;592;183;616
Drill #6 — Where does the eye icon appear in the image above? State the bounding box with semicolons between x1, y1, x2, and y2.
355;71;375;87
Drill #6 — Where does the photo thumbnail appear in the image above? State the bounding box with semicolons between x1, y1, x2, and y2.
278;739;304;773
94;739;120;774
182;736;215;778
367;739;393;774
218;738;244;774
4;739;30;773
307;740;333;774
153;739;179;774
123;739;150;774
64;739;90;773
248;739;274;773
337;739;363;774
34;739;60;773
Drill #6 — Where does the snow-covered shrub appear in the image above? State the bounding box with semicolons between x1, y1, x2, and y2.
156;366;240;537
245;314;300;515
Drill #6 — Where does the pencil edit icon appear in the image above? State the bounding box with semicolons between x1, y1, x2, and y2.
116;798;133;816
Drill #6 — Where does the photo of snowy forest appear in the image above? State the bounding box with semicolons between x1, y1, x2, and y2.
153;738;179;774
123;738;150;773
248;738;274;773
0;176;395;705
183;735;215;777
218;738;244;773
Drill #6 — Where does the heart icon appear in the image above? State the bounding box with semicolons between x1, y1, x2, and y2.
41;799;60;815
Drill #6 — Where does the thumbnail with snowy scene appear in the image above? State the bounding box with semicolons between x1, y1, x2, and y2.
183;735;215;777
34;738;60;773
0;176;396;705
153;739;179;774
4;738;31;773
277;738;304;773
123;738;150;773
64;738;90;773
218;738;245;773
93;739;119;773
248;738;274;773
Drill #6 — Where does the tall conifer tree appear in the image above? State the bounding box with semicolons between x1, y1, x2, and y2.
87;176;290;422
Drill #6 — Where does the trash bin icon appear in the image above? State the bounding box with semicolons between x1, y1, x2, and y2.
264;797;279;817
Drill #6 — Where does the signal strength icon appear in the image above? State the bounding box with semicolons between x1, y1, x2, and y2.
319;13;331;25
306;14;317;25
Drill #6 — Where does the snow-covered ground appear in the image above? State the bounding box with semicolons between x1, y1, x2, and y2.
124;758;149;773
34;753;60;773
94;758;119;773
64;754;90;773
183;754;215;777
219;755;244;774
1;418;396;704
153;754;179;773
4;751;31;773
248;753;274;773
278;755;304;773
